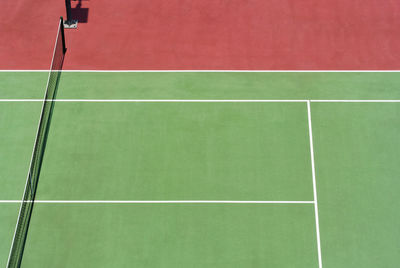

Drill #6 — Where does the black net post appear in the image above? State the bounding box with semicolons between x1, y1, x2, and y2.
60;17;67;53
65;0;72;22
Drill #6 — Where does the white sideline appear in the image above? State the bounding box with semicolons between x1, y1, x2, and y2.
1;99;400;102
307;100;323;268
0;200;314;204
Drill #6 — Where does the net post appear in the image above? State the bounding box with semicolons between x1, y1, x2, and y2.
65;0;72;21
60;17;67;53
64;0;78;29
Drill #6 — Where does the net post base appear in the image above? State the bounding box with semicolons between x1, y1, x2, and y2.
63;20;78;29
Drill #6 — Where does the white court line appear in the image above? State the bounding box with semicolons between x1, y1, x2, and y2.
307;100;323;268
1;70;400;72
0;99;45;102
311;100;400;102
0;99;306;102
0;200;314;204
1;99;400;102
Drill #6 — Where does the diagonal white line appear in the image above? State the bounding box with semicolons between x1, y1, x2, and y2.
307;100;323;268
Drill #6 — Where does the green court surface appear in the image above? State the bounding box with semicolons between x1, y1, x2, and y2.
36;102;313;201
1;72;400;267
0;102;42;199
312;103;400;267
0;204;20;268
3;72;400;100
22;204;318;267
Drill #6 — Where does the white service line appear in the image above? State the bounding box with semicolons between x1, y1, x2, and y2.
0;200;314;204
53;99;306;102
0;99;306;102
307;100;323;268
0;99;44;102
311;100;400;103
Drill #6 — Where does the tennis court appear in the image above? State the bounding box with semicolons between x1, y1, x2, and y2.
2;0;400;267
1;71;400;267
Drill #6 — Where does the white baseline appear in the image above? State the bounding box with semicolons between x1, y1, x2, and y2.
0;200;314;204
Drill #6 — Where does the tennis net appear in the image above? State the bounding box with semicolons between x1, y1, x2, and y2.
7;17;66;268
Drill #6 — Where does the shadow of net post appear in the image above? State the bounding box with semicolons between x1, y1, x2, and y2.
72;0;89;23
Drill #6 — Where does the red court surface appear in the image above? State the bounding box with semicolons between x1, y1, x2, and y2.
1;0;400;70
